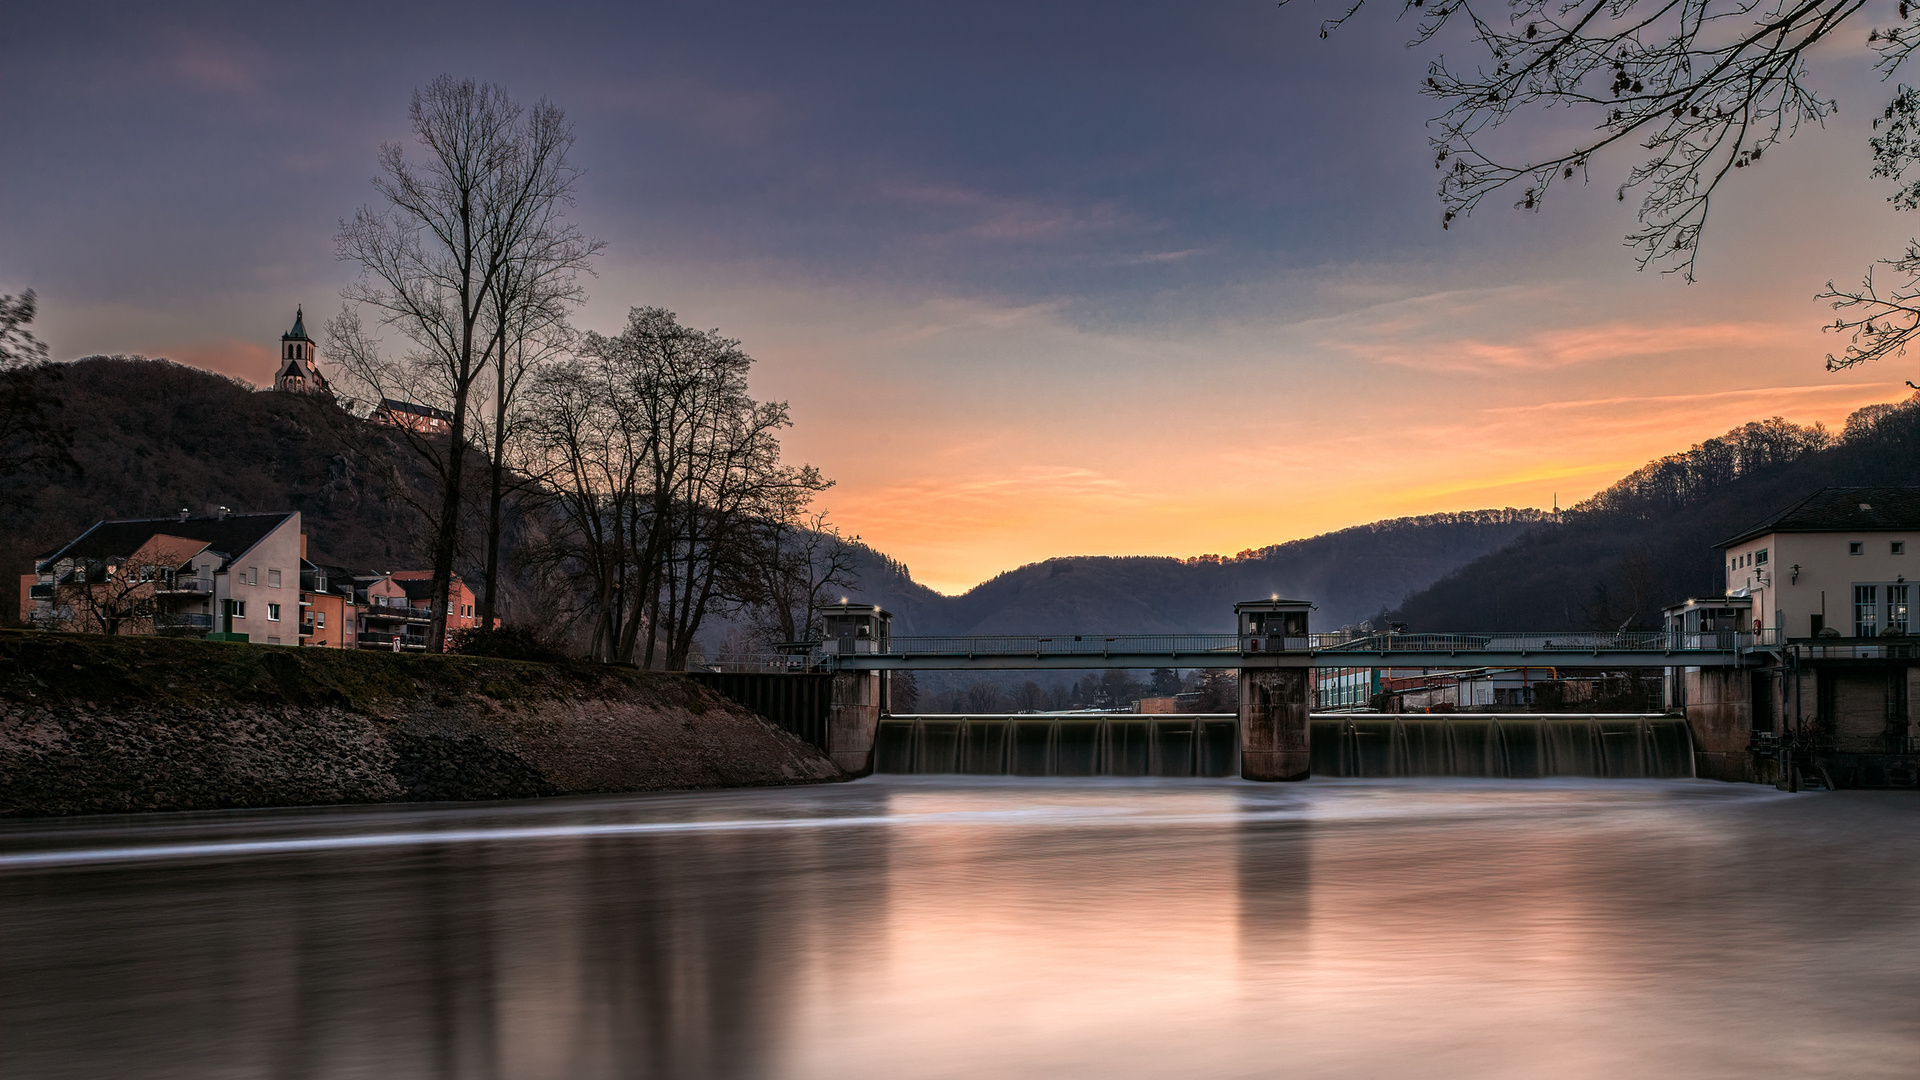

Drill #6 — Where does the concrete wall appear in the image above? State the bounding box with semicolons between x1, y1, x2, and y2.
1685;667;1754;783
1239;669;1310;781
829;671;881;777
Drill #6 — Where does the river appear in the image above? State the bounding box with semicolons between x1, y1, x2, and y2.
3;778;1917;1079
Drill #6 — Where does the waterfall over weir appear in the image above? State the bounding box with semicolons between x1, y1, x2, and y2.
873;714;1695;779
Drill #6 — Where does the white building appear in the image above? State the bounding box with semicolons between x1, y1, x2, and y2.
26;511;305;644
1717;487;1920;638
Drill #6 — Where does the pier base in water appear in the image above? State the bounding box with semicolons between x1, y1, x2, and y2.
1240;669;1312;781
829;672;882;776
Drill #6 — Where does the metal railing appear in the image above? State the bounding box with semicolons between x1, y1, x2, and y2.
1788;638;1920;661
879;634;1244;658
154;579;212;595
1768;733;1920;755
852;629;1770;658
700;653;820;673
156;612;214;629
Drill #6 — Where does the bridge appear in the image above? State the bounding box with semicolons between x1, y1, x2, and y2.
723;599;1776;784
814;629;1770;671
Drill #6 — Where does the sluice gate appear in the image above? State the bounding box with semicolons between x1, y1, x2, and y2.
875;713;1696;779
876;715;1242;777
1313;714;1695;779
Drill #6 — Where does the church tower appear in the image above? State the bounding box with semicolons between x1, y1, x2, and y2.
273;307;331;395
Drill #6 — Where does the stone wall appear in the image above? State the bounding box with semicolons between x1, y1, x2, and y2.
0;631;844;817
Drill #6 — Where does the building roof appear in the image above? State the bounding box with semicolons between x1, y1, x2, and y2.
282;306;311;342
378;398;454;422
372;572;464;601
1719;487;1920;548
37;512;295;573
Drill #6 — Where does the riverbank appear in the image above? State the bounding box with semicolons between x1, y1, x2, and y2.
0;631;844;816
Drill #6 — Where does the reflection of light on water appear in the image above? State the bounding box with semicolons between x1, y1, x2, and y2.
2;779;1912;1080
791;780;1244;1068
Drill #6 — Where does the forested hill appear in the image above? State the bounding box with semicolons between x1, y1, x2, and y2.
838;511;1548;634
1392;397;1920;632
0;356;433;597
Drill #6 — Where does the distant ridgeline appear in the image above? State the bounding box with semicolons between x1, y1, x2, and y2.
839;509;1548;635
1393;397;1920;632
19;356;1920;647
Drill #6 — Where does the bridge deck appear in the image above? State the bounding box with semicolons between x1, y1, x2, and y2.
808;631;1772;670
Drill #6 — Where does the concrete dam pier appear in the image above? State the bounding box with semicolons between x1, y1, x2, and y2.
872;713;1697;779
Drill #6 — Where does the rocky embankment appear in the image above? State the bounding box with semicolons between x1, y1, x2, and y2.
0;631;844;816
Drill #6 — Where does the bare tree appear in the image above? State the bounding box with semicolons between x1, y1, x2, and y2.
1296;0;1874;279
522;354;645;661
0;292;50;368
49;553;175;636
473;99;601;628
737;508;861;648
0;290;77;493
332;76;589;652
522;307;831;667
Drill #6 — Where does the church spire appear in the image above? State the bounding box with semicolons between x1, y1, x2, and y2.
274;304;329;396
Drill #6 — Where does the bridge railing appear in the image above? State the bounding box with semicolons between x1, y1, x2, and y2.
693;629;1779;671
1311;629;1778;654
880;634;1243;657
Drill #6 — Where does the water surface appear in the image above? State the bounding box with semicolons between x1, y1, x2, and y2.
3;778;1916;1079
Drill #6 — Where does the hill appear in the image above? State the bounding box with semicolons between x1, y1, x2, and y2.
0;356;435;593
837;511;1548;635
1392;398;1920;631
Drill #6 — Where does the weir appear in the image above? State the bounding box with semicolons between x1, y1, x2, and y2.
873;714;1696;779
706;598;1740;781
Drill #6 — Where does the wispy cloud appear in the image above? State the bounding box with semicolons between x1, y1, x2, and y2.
165;35;262;95
872;178;1135;243
1484;381;1909;415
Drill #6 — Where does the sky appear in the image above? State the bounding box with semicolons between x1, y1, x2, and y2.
3;1;1914;593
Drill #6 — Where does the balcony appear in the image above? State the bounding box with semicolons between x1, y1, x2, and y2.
156;612;215;630
154;578;212;595
363;606;431;623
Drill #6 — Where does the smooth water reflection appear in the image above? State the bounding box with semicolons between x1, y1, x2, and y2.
4;779;1918;1079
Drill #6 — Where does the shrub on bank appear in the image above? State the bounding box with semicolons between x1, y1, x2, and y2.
445;625;570;664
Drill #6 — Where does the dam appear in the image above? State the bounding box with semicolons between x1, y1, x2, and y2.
872;713;1697;779
696;597;1761;782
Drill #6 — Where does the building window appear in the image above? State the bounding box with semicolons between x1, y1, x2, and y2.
1756;548;1768;565
268;569;281;588
316;611;325;628
1890;585;1910;635
267;603;281;622
1895;542;1907;555
1850;542;1864;556
233;601;246;619
1855;584;1879;637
